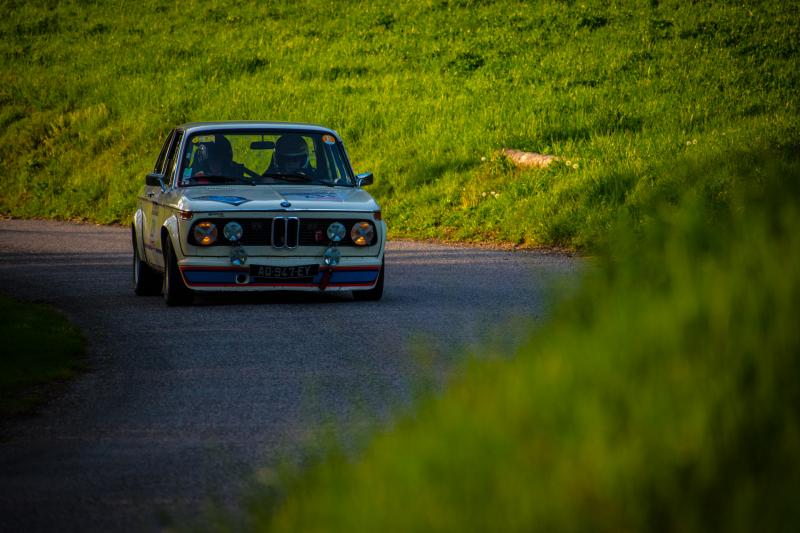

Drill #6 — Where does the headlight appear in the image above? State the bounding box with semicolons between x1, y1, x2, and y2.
224;221;243;243
323;246;341;266
193;221;218;246
327;221;346;242
350;221;374;246
230;245;248;266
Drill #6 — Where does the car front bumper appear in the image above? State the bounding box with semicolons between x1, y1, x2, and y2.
178;255;382;292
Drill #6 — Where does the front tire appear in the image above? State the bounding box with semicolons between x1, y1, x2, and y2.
133;229;161;296
353;260;384;301
162;237;193;306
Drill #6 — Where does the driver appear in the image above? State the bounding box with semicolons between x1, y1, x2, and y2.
193;136;246;179
269;134;314;175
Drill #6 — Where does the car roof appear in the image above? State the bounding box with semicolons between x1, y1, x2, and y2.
177;121;340;138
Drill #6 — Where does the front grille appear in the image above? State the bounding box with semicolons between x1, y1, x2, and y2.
190;217;375;247
299;219;376;246
271;216;299;249
190;218;271;246
238;219;270;245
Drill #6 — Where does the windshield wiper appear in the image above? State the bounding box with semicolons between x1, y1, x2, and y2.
189;175;254;185
262;171;313;183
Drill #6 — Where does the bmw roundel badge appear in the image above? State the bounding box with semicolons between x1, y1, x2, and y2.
281;200;291;208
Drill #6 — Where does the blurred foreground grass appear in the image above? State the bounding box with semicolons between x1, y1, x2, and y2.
234;146;800;532
0;295;86;417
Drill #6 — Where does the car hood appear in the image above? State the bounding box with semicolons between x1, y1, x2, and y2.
178;185;379;213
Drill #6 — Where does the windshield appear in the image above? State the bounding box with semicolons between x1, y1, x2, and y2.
178;130;354;187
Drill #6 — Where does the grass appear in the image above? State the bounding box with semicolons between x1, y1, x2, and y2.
0;295;86;418
2;0;799;530
1;1;797;248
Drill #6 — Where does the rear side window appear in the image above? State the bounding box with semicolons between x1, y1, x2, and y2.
153;130;175;174
163;132;184;186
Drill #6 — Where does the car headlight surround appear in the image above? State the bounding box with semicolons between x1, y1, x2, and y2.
193;221;218;246
223;221;244;243
327;221;346;242
350;221;375;246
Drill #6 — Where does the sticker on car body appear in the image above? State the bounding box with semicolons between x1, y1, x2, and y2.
193;195;251;206
279;191;344;202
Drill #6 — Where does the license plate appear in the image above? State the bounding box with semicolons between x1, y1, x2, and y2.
250;264;319;281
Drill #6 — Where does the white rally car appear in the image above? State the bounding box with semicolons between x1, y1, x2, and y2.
132;122;385;305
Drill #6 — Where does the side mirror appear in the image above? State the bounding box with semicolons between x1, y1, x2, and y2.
356;172;374;187
146;172;167;192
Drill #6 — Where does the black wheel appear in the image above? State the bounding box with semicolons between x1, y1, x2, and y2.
353;260;384;301
162;237;193;306
132;228;161;296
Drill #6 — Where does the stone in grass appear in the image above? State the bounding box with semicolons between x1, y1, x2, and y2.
500;149;559;168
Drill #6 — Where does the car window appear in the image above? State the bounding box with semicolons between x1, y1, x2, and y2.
163;131;184;186
153;130;175;174
178;131;354;187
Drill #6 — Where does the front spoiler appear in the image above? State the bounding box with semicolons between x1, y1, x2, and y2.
179;258;381;292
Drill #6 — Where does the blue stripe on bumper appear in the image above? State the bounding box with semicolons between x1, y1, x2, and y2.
183;270;240;284
317;270;379;284
181;267;380;286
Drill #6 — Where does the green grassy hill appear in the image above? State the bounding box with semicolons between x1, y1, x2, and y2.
2;0;797;248
3;1;799;530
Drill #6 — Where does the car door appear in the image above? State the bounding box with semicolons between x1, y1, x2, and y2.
143;129;177;266
142;129;174;265
149;130;185;269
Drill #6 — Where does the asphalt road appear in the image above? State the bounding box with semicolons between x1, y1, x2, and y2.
0;219;578;532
